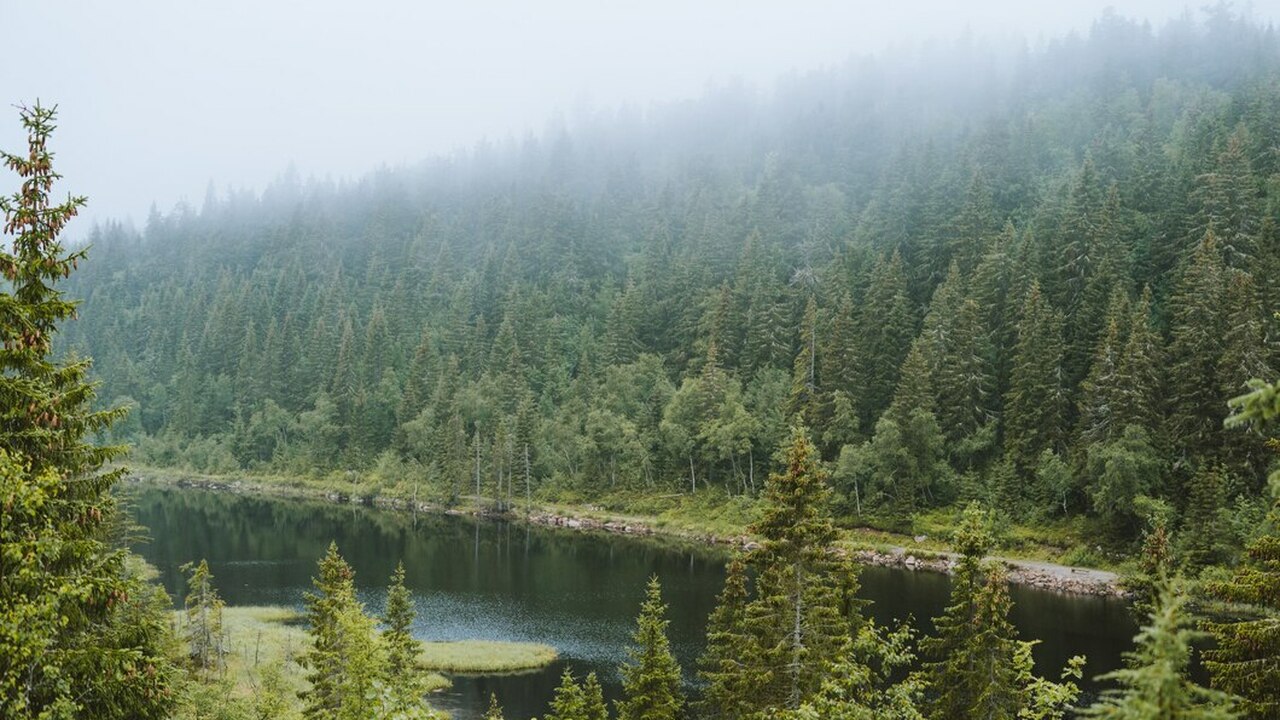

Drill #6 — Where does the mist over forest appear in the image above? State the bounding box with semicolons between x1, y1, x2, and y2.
63;8;1279;540
8;4;1280;720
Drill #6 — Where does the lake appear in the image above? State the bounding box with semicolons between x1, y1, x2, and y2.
127;486;1136;719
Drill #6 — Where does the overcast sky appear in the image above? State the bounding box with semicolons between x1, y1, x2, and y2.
3;0;1278;231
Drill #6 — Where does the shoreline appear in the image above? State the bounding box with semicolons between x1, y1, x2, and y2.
124;470;1127;599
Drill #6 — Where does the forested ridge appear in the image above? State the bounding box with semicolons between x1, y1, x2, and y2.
66;8;1280;556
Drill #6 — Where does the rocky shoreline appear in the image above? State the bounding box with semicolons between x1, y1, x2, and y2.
136;473;1127;599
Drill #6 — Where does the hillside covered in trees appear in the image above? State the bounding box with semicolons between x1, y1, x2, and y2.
65;8;1280;554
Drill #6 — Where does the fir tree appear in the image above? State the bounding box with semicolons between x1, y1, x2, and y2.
0;103;176;720
181;559;226;676
383;562;419;690
695;556;759;720
1081;577;1237;719
741;427;864;710
617;577;684;720
1004;281;1067;474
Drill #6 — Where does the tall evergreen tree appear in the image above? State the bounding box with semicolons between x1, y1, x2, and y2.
0;103;176;720
696;556;759;720
1082;577;1237;719
741;427;864;710
1004;282;1067;474
616;577;684;720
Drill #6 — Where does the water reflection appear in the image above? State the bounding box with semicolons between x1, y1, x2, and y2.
128;486;1134;719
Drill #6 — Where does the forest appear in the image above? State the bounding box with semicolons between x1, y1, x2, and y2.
3;5;1280;720
62;8;1280;556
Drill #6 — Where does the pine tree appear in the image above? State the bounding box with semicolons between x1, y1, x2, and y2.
1082;577;1237;719
920;503;1020;720
383;562;419;690
181;559;226;676
695;556;759;720
617;577;684;720
1202;504;1280;718
0;103;176;720
1004;282;1067;474
741;427;864;710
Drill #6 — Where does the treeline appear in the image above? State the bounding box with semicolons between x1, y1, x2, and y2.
175;425;1280;719
66;7;1280;552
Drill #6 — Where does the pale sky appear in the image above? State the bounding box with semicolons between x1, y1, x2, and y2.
2;0;1277;231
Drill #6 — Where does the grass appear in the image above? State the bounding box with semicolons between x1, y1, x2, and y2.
131;465;1124;574
178;606;453;699
416;640;559;674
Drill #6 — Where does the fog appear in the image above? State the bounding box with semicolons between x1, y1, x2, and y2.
1;0;1275;230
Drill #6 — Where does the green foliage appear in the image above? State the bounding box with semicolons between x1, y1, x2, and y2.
182;559;227;676
0;103;176;720
775;621;926;720
299;544;440;720
920;503;1084;720
616;577;684;720
484;693;505;720
383;562;424;704
698;428;864;714
57;11;1280;555
545;669;607;720
1081;577;1237;719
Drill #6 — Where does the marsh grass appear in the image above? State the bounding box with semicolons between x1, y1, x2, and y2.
416;640;559;674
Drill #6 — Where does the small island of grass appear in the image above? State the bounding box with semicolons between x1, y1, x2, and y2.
417;639;559;674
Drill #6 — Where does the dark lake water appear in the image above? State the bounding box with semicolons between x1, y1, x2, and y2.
127;486;1136;719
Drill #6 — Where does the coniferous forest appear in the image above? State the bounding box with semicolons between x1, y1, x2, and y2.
5;6;1280;720
67;9;1280;550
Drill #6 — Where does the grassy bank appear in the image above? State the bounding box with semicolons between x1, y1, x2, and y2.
181;606;454;699
418;640;558;674
128;464;1126;576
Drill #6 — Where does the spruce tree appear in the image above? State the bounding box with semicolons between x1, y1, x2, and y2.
741;427;863;710
617;577;684;720
0;103;176;720
181;559;226;676
484;693;505;720
788;296;822;430
1202;504;1280;718
1167;232;1228;467
920;503;1014;719
695;556;759;720
857;251;915;426
583;672;608;720
300;542;359;717
1081;577;1237;719
1004;281;1067;474
545;669;589;720
1202;381;1280;717
383;562;419;692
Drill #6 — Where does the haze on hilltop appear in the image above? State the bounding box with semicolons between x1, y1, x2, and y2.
1;0;1262;230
